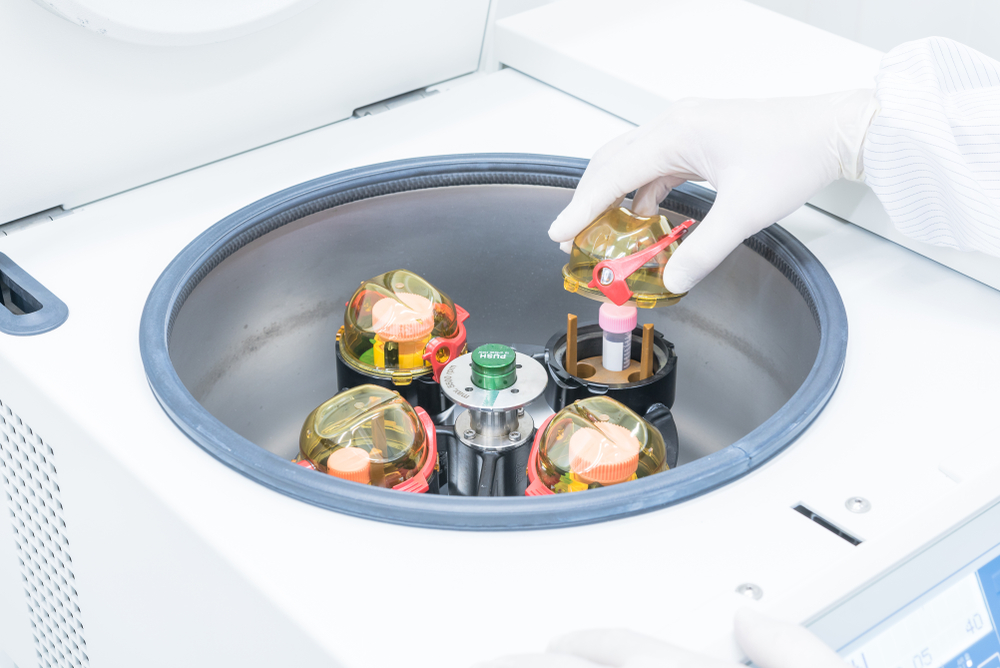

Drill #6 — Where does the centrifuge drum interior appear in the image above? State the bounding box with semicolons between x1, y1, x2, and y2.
140;154;847;530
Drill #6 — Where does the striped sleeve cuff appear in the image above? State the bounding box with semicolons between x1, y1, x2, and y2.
863;36;1000;257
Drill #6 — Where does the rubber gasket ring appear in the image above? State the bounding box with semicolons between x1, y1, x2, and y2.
140;154;847;531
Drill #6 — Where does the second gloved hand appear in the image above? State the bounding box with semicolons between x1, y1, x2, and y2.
474;608;851;668
548;91;878;294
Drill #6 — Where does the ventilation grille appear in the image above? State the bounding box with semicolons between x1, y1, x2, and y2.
0;399;89;668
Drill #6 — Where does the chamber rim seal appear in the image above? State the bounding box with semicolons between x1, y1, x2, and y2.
139;153;848;531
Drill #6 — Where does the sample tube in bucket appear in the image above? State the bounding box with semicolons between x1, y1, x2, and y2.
525;396;669;495
371;292;435;369
338;269;469;384
599;303;637;373
296;385;438;493
335;269;470;415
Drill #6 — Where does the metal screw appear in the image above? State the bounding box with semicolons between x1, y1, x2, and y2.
509;431;521;442
463;429;476;440
735;583;763;600
517;407;525;417
846;497;871;513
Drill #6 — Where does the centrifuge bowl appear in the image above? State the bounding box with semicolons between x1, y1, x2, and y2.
140;154;847;530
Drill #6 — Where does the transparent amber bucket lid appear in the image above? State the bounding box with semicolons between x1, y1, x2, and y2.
339;269;467;384
525;396;668;495
297;385;436;492
562;207;689;308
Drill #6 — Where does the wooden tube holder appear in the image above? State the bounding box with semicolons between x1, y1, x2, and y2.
640;323;654;380
566;314;578;376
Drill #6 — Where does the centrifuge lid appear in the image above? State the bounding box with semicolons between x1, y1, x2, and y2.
0;0;490;224
29;0;320;45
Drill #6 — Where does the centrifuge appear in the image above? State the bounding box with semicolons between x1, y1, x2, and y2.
1;1;1000;668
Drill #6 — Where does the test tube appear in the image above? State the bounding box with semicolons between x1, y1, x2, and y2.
599;303;637;372
371;293;434;369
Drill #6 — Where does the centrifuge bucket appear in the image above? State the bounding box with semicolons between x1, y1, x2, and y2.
140;154;846;530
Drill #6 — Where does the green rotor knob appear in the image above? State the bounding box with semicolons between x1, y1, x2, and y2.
470;344;518;390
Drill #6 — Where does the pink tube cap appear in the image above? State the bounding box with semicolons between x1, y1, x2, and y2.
598;303;638;334
372;293;434;342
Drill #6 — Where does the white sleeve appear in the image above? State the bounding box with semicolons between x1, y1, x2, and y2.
863;37;1000;257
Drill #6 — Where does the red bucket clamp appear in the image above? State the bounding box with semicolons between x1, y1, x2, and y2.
524;414;556;496
392;406;438;494
587;218;696;306
422;303;470;382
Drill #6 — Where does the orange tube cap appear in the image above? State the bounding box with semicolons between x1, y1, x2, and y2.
326;447;371;484
568;422;640;486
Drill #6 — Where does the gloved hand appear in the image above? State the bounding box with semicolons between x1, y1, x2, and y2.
473;608;850;668
548;90;879;294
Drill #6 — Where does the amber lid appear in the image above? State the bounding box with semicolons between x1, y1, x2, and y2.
531;396;668;493
340;269;464;382
562;207;691;308
299;385;430;489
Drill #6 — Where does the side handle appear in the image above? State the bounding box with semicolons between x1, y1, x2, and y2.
0;253;68;336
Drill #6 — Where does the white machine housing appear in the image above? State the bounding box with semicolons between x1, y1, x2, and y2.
0;0;490;224
1;1;1000;667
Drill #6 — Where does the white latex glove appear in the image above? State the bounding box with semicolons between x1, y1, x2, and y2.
473;608;849;668
549;91;879;294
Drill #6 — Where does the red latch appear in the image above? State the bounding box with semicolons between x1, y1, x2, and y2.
524;415;555;496
392;406;438;494
587;219;696;305
422;303;470;382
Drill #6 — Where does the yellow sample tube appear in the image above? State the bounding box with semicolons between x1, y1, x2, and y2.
371;293;434;370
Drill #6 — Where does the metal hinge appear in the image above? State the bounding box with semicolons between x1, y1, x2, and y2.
0;206;72;237
353;87;439;118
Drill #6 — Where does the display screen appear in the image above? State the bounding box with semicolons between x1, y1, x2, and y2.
843;554;1000;668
